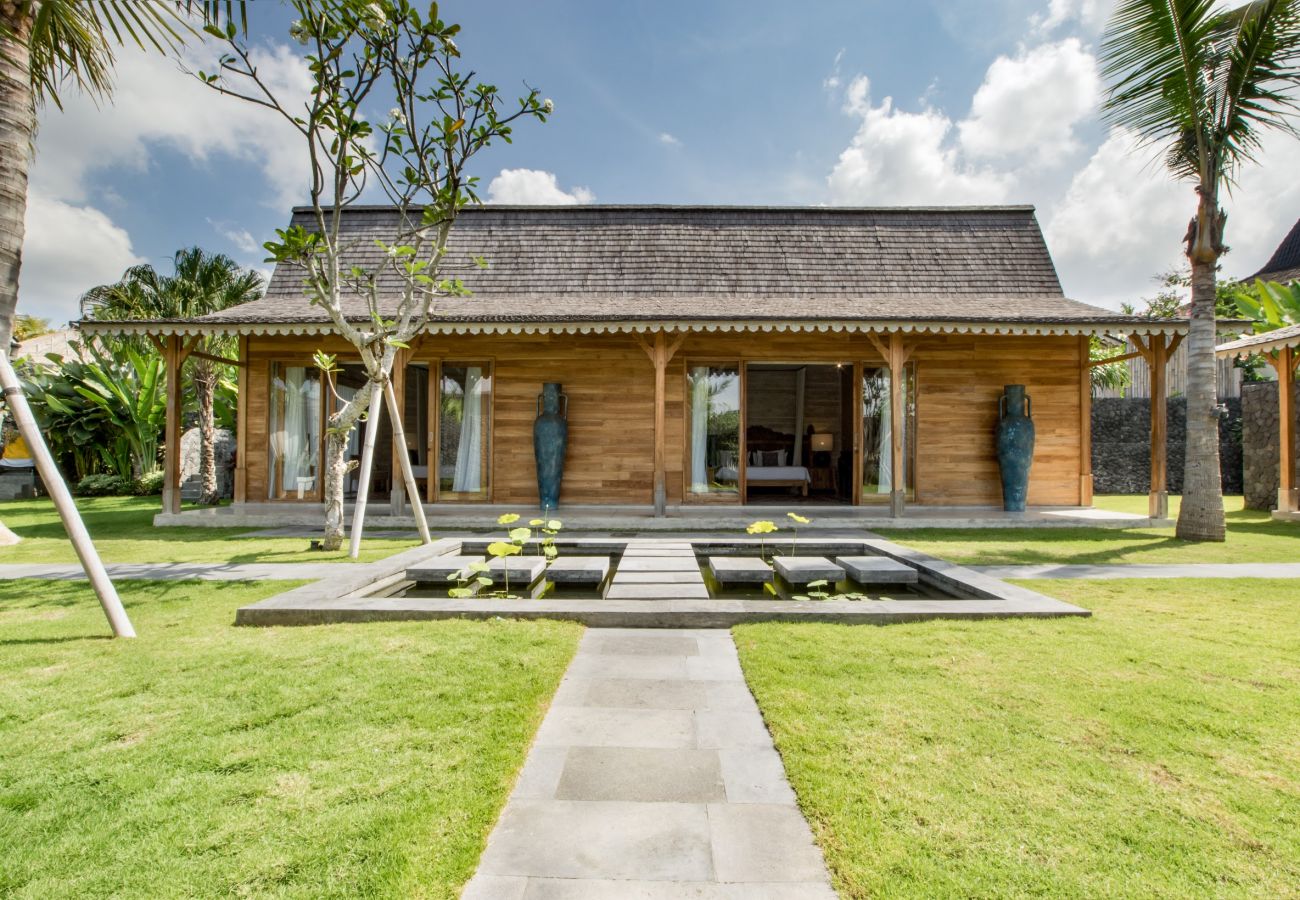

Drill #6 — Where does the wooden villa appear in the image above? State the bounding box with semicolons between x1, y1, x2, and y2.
83;205;1188;523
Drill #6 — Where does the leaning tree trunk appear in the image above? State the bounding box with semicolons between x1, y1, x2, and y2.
1176;192;1227;542
193;360;219;504
320;392;368;551
0;3;34;547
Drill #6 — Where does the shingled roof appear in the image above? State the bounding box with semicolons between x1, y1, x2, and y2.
90;205;1175;334
1248;216;1300;286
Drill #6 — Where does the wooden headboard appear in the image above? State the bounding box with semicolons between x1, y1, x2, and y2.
745;425;796;458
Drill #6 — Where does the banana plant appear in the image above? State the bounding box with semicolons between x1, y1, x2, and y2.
1234;279;1300;332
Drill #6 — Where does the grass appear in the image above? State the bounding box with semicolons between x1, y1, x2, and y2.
0;579;581;898
0;496;417;564
735;579;1300;899
881;494;1300;565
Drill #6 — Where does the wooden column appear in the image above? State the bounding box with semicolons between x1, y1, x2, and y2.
1078;334;1093;506
161;335;185;515
1149;336;1169;520
638;331;685;517
1277;346;1298;514
233;334;249;504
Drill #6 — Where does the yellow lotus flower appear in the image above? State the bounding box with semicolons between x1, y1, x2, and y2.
746;520;778;535
497;513;521;525
786;512;811;524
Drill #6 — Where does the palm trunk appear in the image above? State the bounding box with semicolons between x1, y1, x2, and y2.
1176;192;1226;542
194;360;218;504
1;5;34;546
0;2;32;351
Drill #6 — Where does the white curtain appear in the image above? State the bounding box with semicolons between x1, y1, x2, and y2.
690;371;709;491
877;370;892;494
280;367;307;491
453;367;483;492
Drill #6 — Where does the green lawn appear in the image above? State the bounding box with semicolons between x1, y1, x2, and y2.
735;579;1300;899
0;579;581;898
0;497;417;564
882;495;1300;565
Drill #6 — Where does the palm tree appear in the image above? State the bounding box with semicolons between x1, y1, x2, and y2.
1101;0;1300;541
82;248;263;504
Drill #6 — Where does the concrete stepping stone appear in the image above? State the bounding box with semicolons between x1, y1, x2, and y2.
547;556;612;585
836;555;918;584
617;557;701;572
485;556;547;584
772;556;843;586
406;555;486;584
708;556;774;585
606;582;710;600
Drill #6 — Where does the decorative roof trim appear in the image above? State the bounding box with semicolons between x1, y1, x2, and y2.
1216;323;1300;358
80;317;1188;340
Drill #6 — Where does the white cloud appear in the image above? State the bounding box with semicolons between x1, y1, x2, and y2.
958;38;1099;166
658;132;682;147
1033;0;1115;34
486;169;595;205
19;192;145;327
31;41;312;210
207;218;262;255
823;48;846;92
827;76;1013;205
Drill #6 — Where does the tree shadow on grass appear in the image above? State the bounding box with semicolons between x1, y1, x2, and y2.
0;634;113;646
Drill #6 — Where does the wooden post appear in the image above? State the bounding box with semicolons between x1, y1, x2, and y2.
637;331;685;516
1149;336;1169;520
162;334;184;515
233;335;248;504
1079;334;1093;506
888;333;906;518
1278;346;1297;514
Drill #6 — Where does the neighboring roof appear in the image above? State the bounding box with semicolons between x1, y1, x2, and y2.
1247;216;1300;286
1216;321;1300;357
82;205;1180;337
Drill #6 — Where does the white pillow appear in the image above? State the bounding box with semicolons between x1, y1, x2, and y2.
777;449;788;466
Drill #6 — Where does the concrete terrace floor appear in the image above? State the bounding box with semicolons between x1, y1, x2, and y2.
156;501;1165;532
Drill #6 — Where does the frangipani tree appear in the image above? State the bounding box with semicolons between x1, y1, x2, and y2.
1101;0;1300;542
196;0;548;550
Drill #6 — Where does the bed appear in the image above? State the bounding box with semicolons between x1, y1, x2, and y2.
714;426;811;497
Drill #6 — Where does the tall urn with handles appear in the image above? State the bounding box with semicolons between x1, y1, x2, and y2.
996;384;1035;512
533;383;568;513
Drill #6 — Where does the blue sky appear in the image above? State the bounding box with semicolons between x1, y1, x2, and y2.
21;0;1300;327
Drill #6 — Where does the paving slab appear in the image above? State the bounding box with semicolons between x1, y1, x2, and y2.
616;557;704;573
835;555;918;584
462;628;833;897
546;556;611;585
485;556;547;584
605;582;711;600
405;555;486;584
608;570;711;584
772;556;843;585
555;747;725;802
708;556;774;585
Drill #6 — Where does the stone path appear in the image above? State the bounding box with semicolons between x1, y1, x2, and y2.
463;628;836;899
0;562;342;581
605;541;709;600
973;562;1300;580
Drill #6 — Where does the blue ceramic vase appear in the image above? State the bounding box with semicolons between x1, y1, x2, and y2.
534;383;568;513
996;384;1035;512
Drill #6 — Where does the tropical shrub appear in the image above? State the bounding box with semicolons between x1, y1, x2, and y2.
129;471;165;496
74;474;127;496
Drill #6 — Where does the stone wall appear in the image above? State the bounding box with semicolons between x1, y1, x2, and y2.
1091;397;1242;495
1241;380;1300;510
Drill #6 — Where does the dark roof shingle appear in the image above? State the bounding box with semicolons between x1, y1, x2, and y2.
1248;216;1300;285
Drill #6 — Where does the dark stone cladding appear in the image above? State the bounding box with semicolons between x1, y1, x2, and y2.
1091;397;1242;495
1241;380;1300;510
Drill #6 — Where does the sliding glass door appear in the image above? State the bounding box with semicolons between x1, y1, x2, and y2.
268;363;322;500
686;363;741;496
861;363;915;501
436;362;492;500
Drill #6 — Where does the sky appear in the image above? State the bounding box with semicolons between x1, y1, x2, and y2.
19;0;1300;328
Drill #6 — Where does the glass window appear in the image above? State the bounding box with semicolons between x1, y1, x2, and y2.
438;362;492;499
861;363;915;501
687;364;741;494
268;364;322;500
